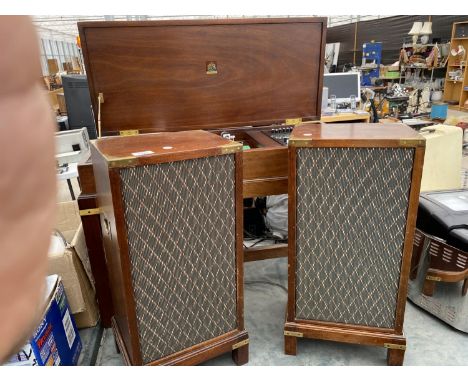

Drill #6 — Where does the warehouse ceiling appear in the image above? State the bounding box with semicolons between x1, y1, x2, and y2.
32;15;394;38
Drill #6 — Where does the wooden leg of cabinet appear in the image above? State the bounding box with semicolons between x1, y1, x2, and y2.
387;348;405;366
232;344;249;366
284;335;297;356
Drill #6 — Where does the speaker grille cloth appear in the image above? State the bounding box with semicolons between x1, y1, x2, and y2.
119;155;237;363
295;147;414;328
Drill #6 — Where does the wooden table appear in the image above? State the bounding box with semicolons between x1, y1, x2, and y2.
321;112;370;123
379;117;401;124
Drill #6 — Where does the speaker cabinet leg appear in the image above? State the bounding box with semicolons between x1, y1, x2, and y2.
462;279;468;296
232;344;249;366
422;279;436;296
284;335;297;356
387;348;405;366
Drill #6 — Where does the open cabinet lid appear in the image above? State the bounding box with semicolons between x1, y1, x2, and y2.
78;17;327;136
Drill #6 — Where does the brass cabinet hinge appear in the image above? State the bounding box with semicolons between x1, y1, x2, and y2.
79;207;101;216
284;330;303;338
399;138;425;147
220;141;243;154
119;129;139;136
384;343;406;350
288;138;312;147
232;338;249;350
285;118;303;126
426;275;442;281
107;156;138;168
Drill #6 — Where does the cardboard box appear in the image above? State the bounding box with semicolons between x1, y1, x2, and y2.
380;65;400;79
62;62;73;72
54;201;95;289
43;76;51;91
47;88;62;114
47;58;59;75
55;200;81;242
57;92;67;114
72;56;81;71
49;201;99;328
5;275;82;366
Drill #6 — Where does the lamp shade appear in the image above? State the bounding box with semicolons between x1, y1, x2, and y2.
409;22;423;35
420;22;433;35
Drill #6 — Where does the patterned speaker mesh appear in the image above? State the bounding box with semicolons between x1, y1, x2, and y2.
119;155;237;363
295;147;414;328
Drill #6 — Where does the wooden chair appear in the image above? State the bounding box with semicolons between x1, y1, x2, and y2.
414;231;468;297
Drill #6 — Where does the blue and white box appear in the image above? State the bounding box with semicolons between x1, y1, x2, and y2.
5;275;82;366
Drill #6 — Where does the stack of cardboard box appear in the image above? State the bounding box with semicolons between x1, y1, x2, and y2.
50;201;99;329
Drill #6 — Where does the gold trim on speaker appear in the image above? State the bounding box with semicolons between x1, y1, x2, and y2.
284;330;303;338
232;339;249;350
79;208;102;216
107;156;138;168
288;138;312;147
399;138;425;147
290;137;426;148
384;343;406;350
220;141;243;154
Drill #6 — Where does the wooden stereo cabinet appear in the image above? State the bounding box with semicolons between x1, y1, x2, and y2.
76;17;327;326
284;123;425;366
91;130;248;365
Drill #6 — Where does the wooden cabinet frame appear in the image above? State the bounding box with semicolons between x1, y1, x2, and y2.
90;131;248;365
284;123;425;366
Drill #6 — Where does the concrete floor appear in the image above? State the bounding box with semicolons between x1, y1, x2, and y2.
82;257;468;366
67;111;468;366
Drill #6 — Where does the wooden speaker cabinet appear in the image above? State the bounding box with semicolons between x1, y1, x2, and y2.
91;130;248;365
284;123;425;366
